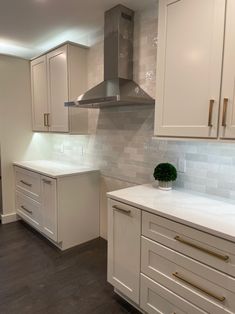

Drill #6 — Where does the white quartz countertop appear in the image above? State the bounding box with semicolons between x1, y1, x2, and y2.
13;160;99;178
107;184;235;242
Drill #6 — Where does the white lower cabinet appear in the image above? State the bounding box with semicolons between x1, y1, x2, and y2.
107;199;141;304
107;198;235;314
15;165;100;250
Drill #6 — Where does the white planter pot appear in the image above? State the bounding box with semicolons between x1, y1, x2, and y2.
158;181;172;191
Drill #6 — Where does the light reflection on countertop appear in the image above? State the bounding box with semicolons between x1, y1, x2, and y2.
13;160;99;178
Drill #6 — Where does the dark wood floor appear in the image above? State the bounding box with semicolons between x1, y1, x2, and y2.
0;221;140;314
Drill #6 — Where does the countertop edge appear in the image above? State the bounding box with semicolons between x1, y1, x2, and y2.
13;162;100;179
107;193;235;243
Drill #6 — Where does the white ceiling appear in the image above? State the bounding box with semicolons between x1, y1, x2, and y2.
0;0;156;59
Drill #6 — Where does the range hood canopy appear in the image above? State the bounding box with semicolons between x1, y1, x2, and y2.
65;4;155;108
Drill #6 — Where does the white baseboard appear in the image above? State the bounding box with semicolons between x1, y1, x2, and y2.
1;212;18;224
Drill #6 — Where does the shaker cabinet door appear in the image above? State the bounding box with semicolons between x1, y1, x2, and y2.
219;0;235;139
41;176;57;241
155;0;225;138
107;199;141;305
47;45;69;132
31;55;49;132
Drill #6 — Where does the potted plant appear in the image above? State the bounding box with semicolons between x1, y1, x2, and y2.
153;163;177;190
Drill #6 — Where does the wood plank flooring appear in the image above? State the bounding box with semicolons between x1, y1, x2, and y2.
0;221;140;314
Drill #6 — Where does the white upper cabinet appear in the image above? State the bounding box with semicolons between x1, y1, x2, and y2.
155;0;226;138
47;46;69;132
31;55;48;132
219;0;235;139
31;43;88;134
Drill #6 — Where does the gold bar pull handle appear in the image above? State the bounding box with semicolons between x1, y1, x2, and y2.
21;205;33;215
20;180;32;187
173;272;225;302
46;113;50;127
44;113;47;127
112;205;131;215
174;236;229;261
42;178;51;185
44;113;50;127
222;98;228;127
208;99;214;127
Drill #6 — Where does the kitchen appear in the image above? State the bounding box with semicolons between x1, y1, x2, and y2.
0;0;235;313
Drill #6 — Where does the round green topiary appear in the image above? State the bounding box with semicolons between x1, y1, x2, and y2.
153;163;177;182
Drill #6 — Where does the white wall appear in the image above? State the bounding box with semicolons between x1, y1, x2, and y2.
0;55;51;222
0;154;2;212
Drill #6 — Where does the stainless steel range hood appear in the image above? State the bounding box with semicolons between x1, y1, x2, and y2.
65;4;155;108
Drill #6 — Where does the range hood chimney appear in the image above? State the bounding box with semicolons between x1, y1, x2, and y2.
65;4;155;108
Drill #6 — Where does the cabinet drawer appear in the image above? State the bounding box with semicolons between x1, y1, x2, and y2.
15;166;41;201
141;237;235;314
140;274;207;314
16;191;42;231
142;211;235;277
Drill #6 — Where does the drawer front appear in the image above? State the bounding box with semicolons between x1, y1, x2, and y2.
16;191;42;231
142;211;235;277
141;236;235;314
140;274;207;314
15;166;41;201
